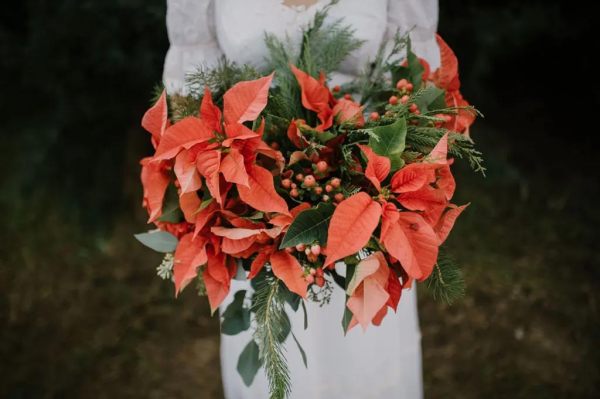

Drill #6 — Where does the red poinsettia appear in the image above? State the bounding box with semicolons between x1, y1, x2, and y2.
289;65;364;140
152;74;289;216
325;134;466;282
430;35;475;136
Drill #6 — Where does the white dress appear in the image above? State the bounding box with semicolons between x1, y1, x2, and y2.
163;1;440;397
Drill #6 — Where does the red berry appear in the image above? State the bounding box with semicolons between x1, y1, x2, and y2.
314;186;323;195
290;188;299;197
304;175;316;187
369;111;380;121
315;268;324;277
334;193;345;202
285;247;295;254
295;173;304;182
296;243;306;252
396;78;408;90
305;247;312;255
305;274;315;284
325;184;333;193
270;142;280;150
331;178;341;188
281;178;292;189
413;109;421;115
406;83;414;91
400;95;410;105
316;161;328;173
388;95;399;105
333;85;341;93
315;276;325;287
291;183;297;189
309;268;317;275
409;104;418;113
310;244;321;255
344;93;353;100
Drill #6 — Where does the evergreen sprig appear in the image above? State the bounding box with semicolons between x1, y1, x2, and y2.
406;127;486;175
252;275;291;399
426;250;466;305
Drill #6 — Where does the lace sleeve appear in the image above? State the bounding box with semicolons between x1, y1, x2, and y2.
163;0;223;94
385;0;440;70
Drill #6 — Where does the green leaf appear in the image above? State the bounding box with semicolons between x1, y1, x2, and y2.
280;203;335;248
301;300;308;330
415;86;447;113
278;311;292;343
291;332;308;368
134;231;178;253
237;340;262;387
406;46;425;88
221;290;251;335
281;284;301;311
368;118;407;168
341;263;356;334
341;301;353;335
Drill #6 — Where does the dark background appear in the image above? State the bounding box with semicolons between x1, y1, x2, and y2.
1;1;598;398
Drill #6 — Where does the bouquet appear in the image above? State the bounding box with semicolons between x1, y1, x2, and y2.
135;5;483;398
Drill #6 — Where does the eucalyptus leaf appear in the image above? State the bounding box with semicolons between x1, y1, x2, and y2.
280;203;335;248
221;290;251;335
134;231;178;253
291;332;308;368
237;340;262;387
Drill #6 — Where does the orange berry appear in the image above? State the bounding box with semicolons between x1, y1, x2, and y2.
388;95;399;105
316;160;328;173
400;95;410;104
307;253;319;263
409;104;418;113
369;111;380;121
295;173;304;182
304;175;316;187
333;85;341;93
396;78;408;89
406;83;414;91
331;178;341;188
310;244;321;255
281;178;292;189
290;188;299;197
334;193;345;202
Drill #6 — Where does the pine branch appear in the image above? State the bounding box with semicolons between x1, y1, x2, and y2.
426;251;466;305
185;57;260;100
406;127;486;175
252;275;291;399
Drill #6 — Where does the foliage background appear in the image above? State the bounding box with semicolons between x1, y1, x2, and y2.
1;0;598;398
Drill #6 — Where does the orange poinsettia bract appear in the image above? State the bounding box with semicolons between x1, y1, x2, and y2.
430;35;475;136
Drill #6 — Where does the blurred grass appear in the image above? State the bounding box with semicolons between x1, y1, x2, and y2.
1;0;598;398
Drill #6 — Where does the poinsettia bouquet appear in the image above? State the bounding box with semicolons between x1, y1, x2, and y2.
135;5;483;398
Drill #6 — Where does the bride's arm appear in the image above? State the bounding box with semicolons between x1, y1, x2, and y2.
163;0;223;94
385;0;440;70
